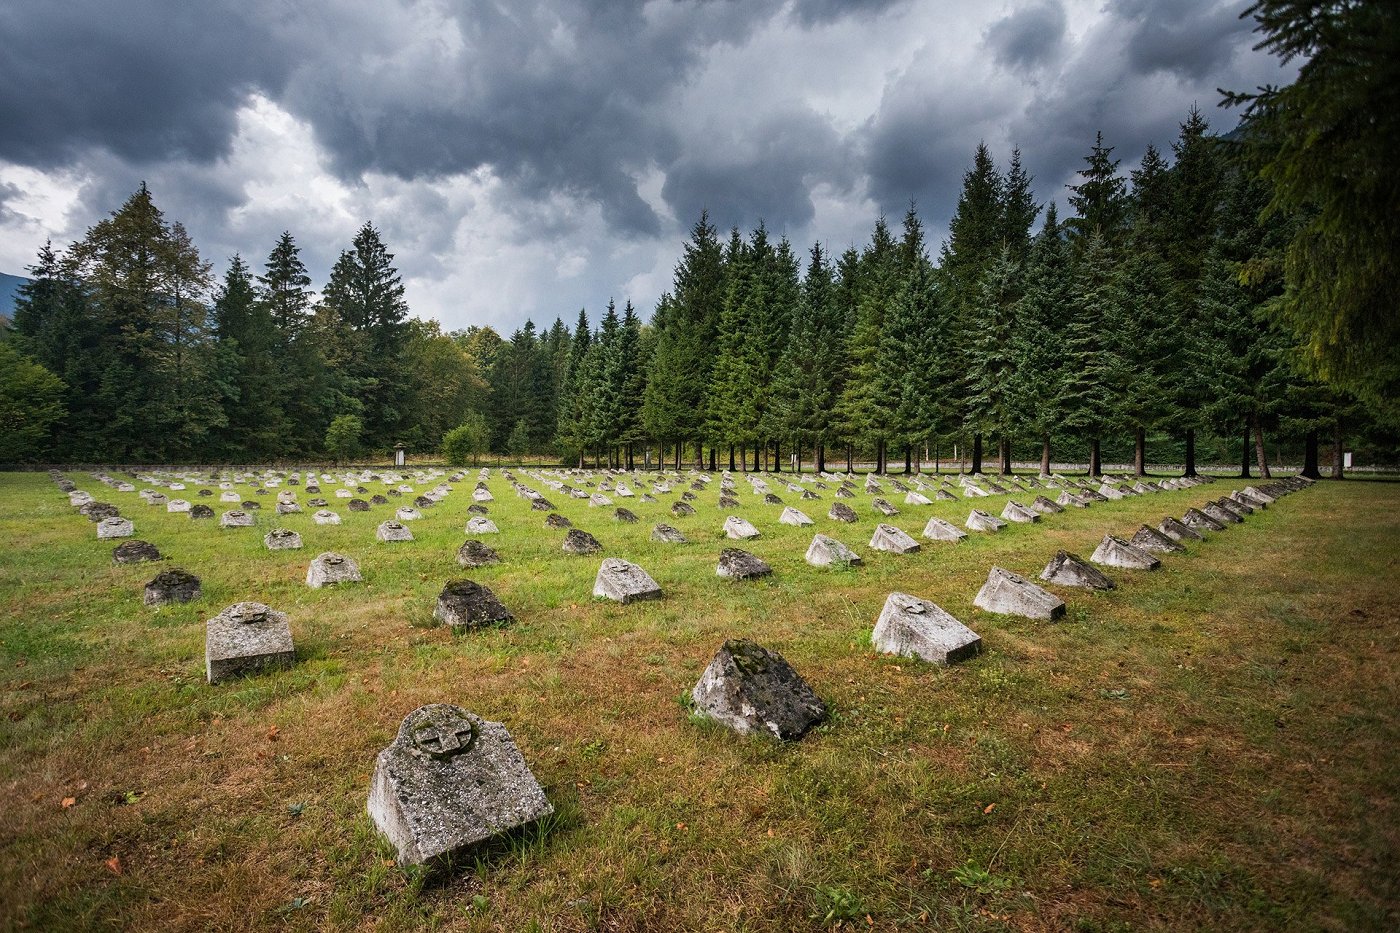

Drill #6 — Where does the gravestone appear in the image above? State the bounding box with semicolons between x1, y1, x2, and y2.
651;523;688;543
97;516;134;539
593;558;662;603
1129;524;1185;554
835;486;855;499
80;501;119;521
965;509;1006;533
435;580;514;629
113;539;161;564
763;493;783;506
307;552;362;588
1090;535;1161;570
716;548;771;579
613;507;639;524
691;639;826;740
367;704;553;867
370;494;389;505
828;502;858;523
973;567;1066;620
465;517;499;534
313;509;341;525
190;504;214;519
723;516;760;539
872;592;981;665
241;500;260;510
904;491;933;506
1207;500;1244;523
588;494;613;507
396;507;422;521
801;489;820;501
1158;516;1204;542
562;529;602;555
348;498;370;512
467;504;489;515
377;520;414;542
718;494;740;508
1039;550;1114;590
1056;490;1087;508
935;489;957;501
1001;501;1040;524
545;513;572;529
456;540;501;568
531;498;555;511
205;602;294;684
1182;508;1225;532
671;501;696;518
805;533;861;568
921;517;967;542
264;529;303;551
472;488;494;502
220;509;254;528
276;502;301;515
779;507;814;527
1222;495;1255;515
144;568;201;605
1031;496;1064;515
869;523;920;554
871;498;899;516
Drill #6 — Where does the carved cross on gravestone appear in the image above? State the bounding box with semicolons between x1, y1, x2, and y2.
409;709;477;760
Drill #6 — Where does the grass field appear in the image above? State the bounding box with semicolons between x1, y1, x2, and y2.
1;468;1396;932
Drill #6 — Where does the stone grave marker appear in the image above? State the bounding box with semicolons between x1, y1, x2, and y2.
872;592;981;664
97;516;134;539
869;523;920;554
435;580;514;629
1181;508;1225;532
545;513;572;529
779;507;813;527
965;509;1006;533
1039;551;1114;590
563;529;602;554
613;507;639;524
456;540;501;568
651;523;688;543
716;548;771;579
1129;524;1185;554
828;501;858;523
113;539;161;563
307;552;362;588
723;516;760;539
974;566;1066;620
205;602;294;684
264;528;303;550
190;504;215;519
144;568;201;605
593;558;662;603
1090;535;1161;570
377;520;414;542
465;517;499;534
691;639;827;740
313;509;341;525
1158;516;1203;542
921;517;967;542
1001;501;1039;523
805;533;861;568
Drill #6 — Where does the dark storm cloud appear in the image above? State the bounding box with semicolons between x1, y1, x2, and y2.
789;0;910;28
984;1;1068;72
1114;0;1254;79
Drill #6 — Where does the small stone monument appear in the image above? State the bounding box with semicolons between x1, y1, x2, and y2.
396;507;422;521
872;592;981;665
974;566;1066;620
377;520;414;542
691;639;827;740
264;528;303;550
716;548;771;579
313;509;341;525
113;539;162;564
1158;516;1204;542
465;517;499;534
869;523;920;554
723;516;760;539
805;533;861;568
189;503;215;519
593;558;662;603
144;568;201;606
1090;535;1161;570
348;498;370;512
205;602;294;684
435;580;514;629
1129;524;1185;554
613;507;639;524
1001;501;1040;524
965;509;1006;533
871;498;899;516
1039;550;1114;590
1031;495;1064;515
1182;508;1225;532
367;704;554;867
671;501;696;518
221;510;254;528
921;517;967;542
306;552;362;588
456;540;501;568
904;491;933;506
779;507;813;527
651;523;688;543
544;513;572;529
828;501;858;523
80;501;119;521
97;516;134;539
562;529;602;554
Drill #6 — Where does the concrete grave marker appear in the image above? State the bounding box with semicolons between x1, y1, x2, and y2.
377;520;414;542
593;558;662;603
144;568;201;605
264;529;303;550
716;548;771;580
307;552;362;588
872;592;981;665
435;580;514;629
465;517;499;534
1129;524;1186;554
869;523;920;554
805;533;861;568
113;539;161;564
1040;550;1114;590
313;509;341;525
779;507;814;527
1158;516;1204;542
828;501;858;523
921;517;967;542
456;540;501;568
974;566;1066;620
562;529;602;554
97;516;134;539
723;516;760;539
965;509;1006;533
205;602;294;684
1090;535;1161;570
691;639;826;740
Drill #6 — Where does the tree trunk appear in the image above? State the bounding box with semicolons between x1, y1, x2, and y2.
958;441;966;475
1302;429;1321;479
1184;429;1197;477
999;437;1011;475
846;444;853;473
1251;411;1271;479
933;440;940;474
904;445;912;475
695;441;703;470
626;443;634;471
970;433;983;474
1240;421;1252;478
728;444;735;472
1039;434;1051;476
816;442;825;475
774;440;782;473
1332;419;1346;479
1133;427;1146;476
1089;438;1102;477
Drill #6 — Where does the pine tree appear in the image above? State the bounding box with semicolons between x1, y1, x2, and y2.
1008;206;1073;474
213;255;287;458
833;216;898;471
555;309;592;465
1066;132;1129;246
963;247;1023;473
1060;234;1128;475
770;243;843;472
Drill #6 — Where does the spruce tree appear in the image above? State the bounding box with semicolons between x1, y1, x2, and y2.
1008;206;1072;474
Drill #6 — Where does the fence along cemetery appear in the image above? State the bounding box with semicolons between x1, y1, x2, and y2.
36;459;1319;872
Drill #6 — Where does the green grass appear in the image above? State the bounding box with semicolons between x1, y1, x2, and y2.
0;468;1397;931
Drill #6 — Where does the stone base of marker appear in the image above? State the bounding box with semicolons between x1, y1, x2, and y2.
307;552;362;588
545;513;572;529
593;558;662;603
872;592;981;665
779;507;813;526
869;523;920;554
613;507;638;524
1031;496;1064;515
1182;508;1225;532
378;520;414;542
1001;501;1039;523
1129;524;1185;554
805;533;861;568
190;504;214;519
466;517;500;534
691;639;827;740
206;602;294;684
1159;516;1204;542
435;580;514;629
97;517;134;539
1040;551;1114;590
456;540;501;568
716;548;771;579
966;509;1006;532
113;539;162;564
974;566;1066;620
1090;535;1161;570
562;529;602;554
368;705;553;867
264;529;303;550
723;516;760;539
651;523;688;543
828;502;858;523
221;510;254;528
922;517;967;542
313;509;341;525
145;568;202;606
671;501;696;518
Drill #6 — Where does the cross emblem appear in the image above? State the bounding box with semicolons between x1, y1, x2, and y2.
409;709;477;760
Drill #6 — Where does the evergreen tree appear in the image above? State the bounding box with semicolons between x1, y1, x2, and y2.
1060;234;1129;475
1008;205;1073;474
833;216;898;471
963;247;1023;473
770;243;843;472
213;255;287;458
1066;132;1129;246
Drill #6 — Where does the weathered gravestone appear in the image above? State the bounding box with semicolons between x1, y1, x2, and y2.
671;501;696;518
613;507;639;524
651;523;688;543
465;517;499;534
144;568;201;605
456;540;501;568
828;501;858;523
97;516;134;540
805;533;861;568
692;639;827;740
872;592;981;665
723;516;760;539
974;567;1066;620
921;517;967;542
869;523;920;554
1182;507;1225;532
467;504;489;515
313;509;341;525
1001;501;1040;524
1090;535;1161;570
205;602;294;684
1130;524;1185;554
1039;551;1114;590
966;509;1006;533
306;552;362;588
189;504;214;519
221;509;255;528
1031;496;1064;515
593;558;662;603
241;500;260;510
562;529;602;554
779;507;813;527
367;704;554;868
264;529;303;551
1158;516;1204;542
80;501;120;521
348;498;371;513
435;580;514;629
113;539;161;564
716;548;771;580
871;498;899;517
377;520;414;542
396;507;422;522
544;513;572;529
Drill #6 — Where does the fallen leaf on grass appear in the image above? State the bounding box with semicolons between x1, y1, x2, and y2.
266;725;280;741
983;803;996;814
61;797;76;809
105;856;122;875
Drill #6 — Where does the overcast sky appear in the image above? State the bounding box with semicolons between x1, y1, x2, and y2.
0;0;1289;335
